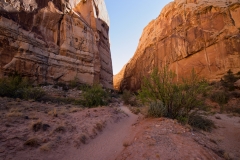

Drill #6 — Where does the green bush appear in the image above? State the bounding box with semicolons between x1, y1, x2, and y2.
223;70;237;83
122;90;132;105
148;101;166;118
0;75;45;100
22;87;46;101
0;75;29;98
121;90;138;106
82;84;109;107
221;69;239;91
210;91;229;105
230;91;240;98
138;67;208;120
77;84;91;91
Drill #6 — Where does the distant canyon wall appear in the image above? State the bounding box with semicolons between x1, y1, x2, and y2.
114;0;240;91
0;0;113;88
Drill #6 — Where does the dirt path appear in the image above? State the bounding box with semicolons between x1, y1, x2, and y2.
61;105;138;160
1;95;239;160
208;114;240;159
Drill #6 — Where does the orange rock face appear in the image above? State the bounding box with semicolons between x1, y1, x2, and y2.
114;0;240;91
0;0;113;88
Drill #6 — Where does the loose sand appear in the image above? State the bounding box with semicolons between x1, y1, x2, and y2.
0;97;240;160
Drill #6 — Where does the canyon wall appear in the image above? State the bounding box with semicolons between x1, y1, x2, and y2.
114;0;240;91
0;0;113;88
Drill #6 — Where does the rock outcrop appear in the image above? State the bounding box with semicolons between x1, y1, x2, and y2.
114;0;240;91
0;0;113;88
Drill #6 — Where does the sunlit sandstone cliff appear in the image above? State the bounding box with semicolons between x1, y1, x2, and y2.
0;0;113;88
114;0;240;91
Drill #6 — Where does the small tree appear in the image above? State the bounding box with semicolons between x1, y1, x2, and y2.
221;69;238;91
138;67;208;122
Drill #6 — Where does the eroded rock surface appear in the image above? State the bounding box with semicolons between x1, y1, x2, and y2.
114;0;240;91
0;0;113;88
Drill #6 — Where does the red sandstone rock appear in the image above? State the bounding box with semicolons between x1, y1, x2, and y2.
0;0;113;89
114;0;240;91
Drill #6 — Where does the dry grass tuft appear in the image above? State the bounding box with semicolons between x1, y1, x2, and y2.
6;108;23;117
74;134;88;148
223;152;231;160
94;122;105;132
79;134;88;144
129;107;141;115
6;111;23;117
54;126;66;133
24;137;40;147
39;142;52;152
32;121;42;132
48;108;58;117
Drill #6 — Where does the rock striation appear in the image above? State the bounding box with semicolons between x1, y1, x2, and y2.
0;0;113;88
114;0;240;91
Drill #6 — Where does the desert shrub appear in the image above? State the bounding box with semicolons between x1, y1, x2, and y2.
147;101;166;118
82;84;109;107
221;70;239;91
54;126;66;133
230;91;240;98
188;114;215;132
0;75;46;100
95;122;104;132
138;67;208;121
79;134;87;144
24;138;40;147
122;90;138;106
223;70;237;83
22;87;46;101
77;84;91;91
210;91;229;105
32;121;42;132
129;106;141;115
0;75;29;98
122;90;132;104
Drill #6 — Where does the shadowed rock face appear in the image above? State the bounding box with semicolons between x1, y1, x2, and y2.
0;0;113;89
114;0;240;91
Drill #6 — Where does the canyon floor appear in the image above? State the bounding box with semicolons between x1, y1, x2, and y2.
0;93;240;160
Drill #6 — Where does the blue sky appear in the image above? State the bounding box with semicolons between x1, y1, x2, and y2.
105;0;172;75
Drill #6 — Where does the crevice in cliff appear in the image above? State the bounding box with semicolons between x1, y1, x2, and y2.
93;0;99;17
183;3;189;60
57;15;64;47
227;8;236;26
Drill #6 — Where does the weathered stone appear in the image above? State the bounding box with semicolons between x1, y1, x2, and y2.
114;0;240;91
0;0;113;89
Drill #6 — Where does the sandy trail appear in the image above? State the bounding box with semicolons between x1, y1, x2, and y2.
62;105;138;160
209;114;240;159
